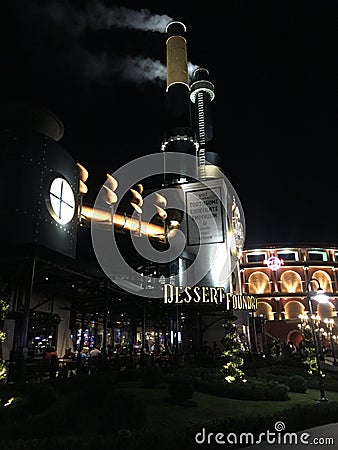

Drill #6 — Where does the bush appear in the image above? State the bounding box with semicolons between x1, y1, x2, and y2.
263;374;308;393
56;371;117;395
167;375;194;403
284;375;308;393
265;363;307;377
0;386;146;441
2;401;338;450
17;382;57;414
193;378;289;401
141;367;162;388
307;375;338;392
96;390;147;433
116;368;140;382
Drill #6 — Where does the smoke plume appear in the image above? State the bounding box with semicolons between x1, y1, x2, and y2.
79;50;167;84
14;0;198;86
85;4;173;33
79;50;199;85
39;1;173;34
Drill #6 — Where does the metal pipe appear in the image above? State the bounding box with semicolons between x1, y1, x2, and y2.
166;21;189;91
81;205;165;240
162;20;198;177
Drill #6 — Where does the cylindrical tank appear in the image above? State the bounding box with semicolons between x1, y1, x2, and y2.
0;103;78;258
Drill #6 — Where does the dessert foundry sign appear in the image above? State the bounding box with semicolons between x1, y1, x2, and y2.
163;284;257;311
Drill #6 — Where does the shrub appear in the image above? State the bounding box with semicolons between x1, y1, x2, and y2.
285;375;308;393
307;375;338;392
266;363;307;377
263;374;308;393
141;366;162;388
116;368;139;382
18;382;57;414
167;375;194;403
193;378;289;401
95;390;147;434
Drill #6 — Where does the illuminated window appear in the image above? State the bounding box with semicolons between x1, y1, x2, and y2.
248;272;271;294
284;301;305;319
48;177;75;224
317;302;336;318
280;271;303;293
246;252;266;263
312;270;332;292
255;302;274;320
308;250;328;262
277;250;298;261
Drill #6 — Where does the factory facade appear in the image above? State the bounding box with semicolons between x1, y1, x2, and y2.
0;20;337;376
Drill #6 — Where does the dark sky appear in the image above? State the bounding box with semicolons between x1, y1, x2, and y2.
1;0;336;248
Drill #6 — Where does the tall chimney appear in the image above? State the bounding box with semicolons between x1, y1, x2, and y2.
190;68;215;179
161;21;198;184
190;68;223;179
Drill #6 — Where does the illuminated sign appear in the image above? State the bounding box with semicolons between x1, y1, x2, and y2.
163;284;257;310
186;187;224;245
264;256;284;271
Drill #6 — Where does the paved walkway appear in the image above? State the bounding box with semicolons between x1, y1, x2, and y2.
241;422;338;449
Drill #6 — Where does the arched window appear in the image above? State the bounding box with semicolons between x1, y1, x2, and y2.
248;272;271;294
317;302;336;318
312;271;332;293
284;300;305;319
256;301;274;320
280;271;303;293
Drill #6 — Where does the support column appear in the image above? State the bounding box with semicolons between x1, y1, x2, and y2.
102;279;109;356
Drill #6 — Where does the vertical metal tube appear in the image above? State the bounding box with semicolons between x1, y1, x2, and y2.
102;278;109;356
162;20;198;181
164;21;194;138
166;21;189;90
190;68;215;180
21;256;36;349
142;303;146;351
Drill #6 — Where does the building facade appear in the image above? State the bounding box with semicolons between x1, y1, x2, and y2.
240;245;338;352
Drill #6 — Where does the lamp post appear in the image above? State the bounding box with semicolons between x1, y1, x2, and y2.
307;278;329;402
323;318;338;366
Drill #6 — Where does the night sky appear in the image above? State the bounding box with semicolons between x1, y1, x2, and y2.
1;0;336;248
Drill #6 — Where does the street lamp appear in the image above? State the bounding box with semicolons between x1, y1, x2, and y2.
323;318;338;366
307;278;329;402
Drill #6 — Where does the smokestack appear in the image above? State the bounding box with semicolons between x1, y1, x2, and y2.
190;68;223;179
161;21;198;184
166;21;189;92
190;68;215;142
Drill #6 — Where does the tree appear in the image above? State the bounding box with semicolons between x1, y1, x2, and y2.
299;324;318;375
0;299;9;381
220;310;245;383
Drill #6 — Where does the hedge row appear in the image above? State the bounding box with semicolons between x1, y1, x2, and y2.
193;378;289;401
1;400;338;450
